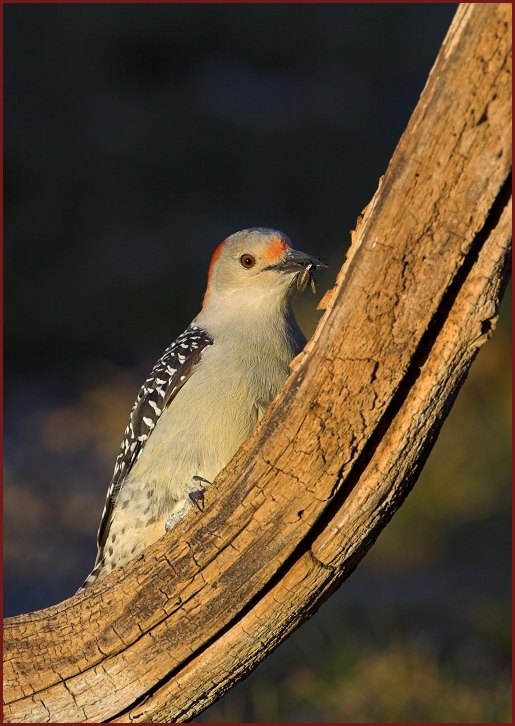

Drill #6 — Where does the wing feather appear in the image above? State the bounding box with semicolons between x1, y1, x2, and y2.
95;325;213;555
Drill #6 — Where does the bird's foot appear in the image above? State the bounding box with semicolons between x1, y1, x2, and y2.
164;475;212;531
188;475;212;511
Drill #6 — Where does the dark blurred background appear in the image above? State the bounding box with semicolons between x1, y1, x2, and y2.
3;4;511;722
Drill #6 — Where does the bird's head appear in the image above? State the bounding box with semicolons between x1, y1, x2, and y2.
203;228;327;309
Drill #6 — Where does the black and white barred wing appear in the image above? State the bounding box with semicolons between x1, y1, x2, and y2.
96;325;213;554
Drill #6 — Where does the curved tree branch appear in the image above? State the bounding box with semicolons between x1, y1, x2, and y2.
3;4;511;723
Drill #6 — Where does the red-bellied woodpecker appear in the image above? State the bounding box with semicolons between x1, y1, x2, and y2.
78;227;326;591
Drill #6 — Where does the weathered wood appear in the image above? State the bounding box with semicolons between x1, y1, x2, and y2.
3;3;511;722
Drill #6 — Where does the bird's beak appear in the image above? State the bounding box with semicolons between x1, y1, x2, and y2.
265;248;328;274
265;248;328;294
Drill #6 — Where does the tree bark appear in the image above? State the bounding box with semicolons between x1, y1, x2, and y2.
3;3;511;723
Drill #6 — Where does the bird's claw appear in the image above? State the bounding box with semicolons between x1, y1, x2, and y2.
165;476;211;530
189;475;211;511
189;488;205;511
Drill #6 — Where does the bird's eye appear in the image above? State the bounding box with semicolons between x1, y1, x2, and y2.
240;254;256;269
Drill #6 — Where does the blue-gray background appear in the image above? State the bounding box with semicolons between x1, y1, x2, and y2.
4;4;511;722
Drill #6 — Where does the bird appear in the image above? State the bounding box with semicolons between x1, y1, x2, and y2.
78;227;326;591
